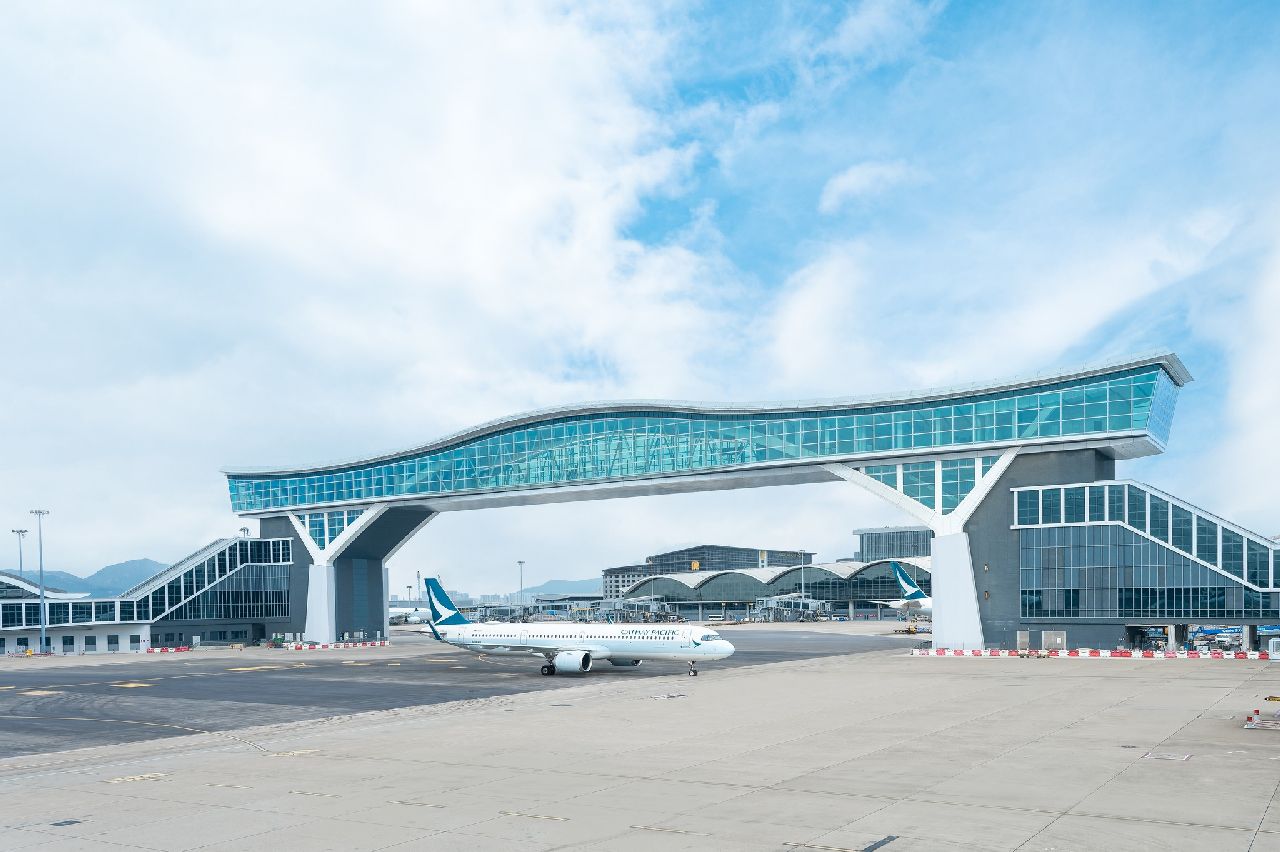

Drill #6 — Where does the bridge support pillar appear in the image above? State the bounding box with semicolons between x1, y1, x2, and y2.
930;532;984;649
304;563;337;643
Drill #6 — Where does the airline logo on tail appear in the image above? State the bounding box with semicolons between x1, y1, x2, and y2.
424;578;470;626
892;562;928;601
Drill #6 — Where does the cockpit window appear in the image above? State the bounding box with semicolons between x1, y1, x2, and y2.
699;633;719;642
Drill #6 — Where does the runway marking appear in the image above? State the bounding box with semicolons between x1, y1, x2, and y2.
268;749;319;757
630;825;710;836
387;662;401;666
18;690;61;696
450;666;468;669
226;666;283;672
206;783;251;789
105;772;168;784
341;661;371;666
389;800;445;808
110;682;153;689
500;811;568;821
426;658;458;662
289;790;339;798
784;841;896;852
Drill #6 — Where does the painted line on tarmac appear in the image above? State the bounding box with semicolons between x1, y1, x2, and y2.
631;825;710;837
109;682;153;689
105;772;169;784
389;800;445;808
289;790;340;798
501;811;569;821
2;714;275;753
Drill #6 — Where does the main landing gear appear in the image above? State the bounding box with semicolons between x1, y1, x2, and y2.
540;664;557;676
687;662;698;677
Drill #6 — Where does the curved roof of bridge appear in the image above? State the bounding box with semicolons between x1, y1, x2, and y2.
224;351;1190;477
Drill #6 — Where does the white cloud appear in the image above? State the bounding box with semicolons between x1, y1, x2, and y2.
818;160;921;213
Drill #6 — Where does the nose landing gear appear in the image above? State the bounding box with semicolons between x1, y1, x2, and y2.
687;662;698;677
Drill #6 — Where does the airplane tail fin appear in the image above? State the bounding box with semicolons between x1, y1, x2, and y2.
424;578;470;626
891;562;928;601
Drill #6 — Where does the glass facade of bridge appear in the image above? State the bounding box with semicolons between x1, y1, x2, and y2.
229;365;1180;513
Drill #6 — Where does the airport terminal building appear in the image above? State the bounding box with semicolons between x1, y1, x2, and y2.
6;350;1276;652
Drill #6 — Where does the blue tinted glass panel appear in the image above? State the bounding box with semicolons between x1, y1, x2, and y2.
1107;485;1125;522
1171;505;1192;554
1017;491;1039;526
1149;496;1169;542
1126;486;1147;532
1040;489;1062;524
1221;530;1244;578
863;465;897;488
1087;486;1105;522
1064;487;1086;523
1246;540;1269;587
1196;517;1218;566
940;458;976;514
902;462;935;509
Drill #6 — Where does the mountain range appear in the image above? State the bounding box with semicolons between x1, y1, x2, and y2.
518;578;602;596
1;558;166;597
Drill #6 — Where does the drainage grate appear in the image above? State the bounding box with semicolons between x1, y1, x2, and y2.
51;820;82;827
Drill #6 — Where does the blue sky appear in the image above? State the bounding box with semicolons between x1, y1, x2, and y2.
1;1;1278;594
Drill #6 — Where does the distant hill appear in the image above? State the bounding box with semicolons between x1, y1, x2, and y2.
520;578;602;597
1;558;167;597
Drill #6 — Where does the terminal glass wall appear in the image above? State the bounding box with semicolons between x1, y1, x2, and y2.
623;563;931;614
1020;525;1279;620
229;366;1179;512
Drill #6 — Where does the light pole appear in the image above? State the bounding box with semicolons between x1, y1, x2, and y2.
30;510;50;653
798;549;808;598
11;529;27;579
517;560;524;619
405;584;412;604
416;570;421;602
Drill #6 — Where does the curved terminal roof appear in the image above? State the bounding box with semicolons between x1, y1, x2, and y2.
620;559;931;596
225;351;1190;515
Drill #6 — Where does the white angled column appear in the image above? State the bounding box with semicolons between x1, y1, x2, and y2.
304;563;337;643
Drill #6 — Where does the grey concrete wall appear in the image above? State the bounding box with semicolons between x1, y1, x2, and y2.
332;507;433;639
964;449;1115;648
259;515;311;635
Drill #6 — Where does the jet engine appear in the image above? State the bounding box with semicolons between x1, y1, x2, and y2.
553;650;593;673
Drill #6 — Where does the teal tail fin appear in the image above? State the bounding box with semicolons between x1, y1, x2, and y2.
424;578;471;626
892;562;928;600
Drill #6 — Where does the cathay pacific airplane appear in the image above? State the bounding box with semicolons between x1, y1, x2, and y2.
871;562;932;617
419;579;735;676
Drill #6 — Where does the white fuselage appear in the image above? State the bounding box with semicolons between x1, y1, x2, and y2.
429;623;736;663
882;598;933;617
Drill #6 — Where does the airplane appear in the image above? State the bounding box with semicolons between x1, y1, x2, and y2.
870;562;932;617
389;607;427;625
418;578;735;676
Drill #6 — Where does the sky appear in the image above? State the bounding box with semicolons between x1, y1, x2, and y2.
2;1;1278;596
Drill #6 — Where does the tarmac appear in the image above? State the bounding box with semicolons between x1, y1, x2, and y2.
2;624;1278;851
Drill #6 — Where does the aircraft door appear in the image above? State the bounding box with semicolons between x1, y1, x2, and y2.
519;630;528;646
679;628;692;648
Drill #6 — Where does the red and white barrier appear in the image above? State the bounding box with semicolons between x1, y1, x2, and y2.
146;646;192;653
282;640;391;651
912;648;1271;660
